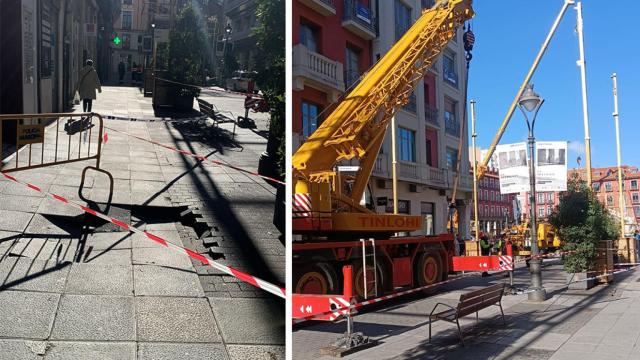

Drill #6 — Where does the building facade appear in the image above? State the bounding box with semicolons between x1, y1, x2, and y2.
519;191;561;223
471;168;517;236
292;0;374;149
224;0;259;72
0;0;105;126
370;0;472;237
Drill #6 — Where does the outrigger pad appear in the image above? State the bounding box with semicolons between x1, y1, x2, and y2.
320;333;377;358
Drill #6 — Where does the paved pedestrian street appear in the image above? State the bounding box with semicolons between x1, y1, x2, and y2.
293;261;640;360
0;86;284;359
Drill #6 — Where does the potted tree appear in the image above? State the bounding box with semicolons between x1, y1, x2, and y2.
153;3;203;109
549;175;618;290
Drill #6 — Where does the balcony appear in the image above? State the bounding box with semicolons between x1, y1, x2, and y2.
373;153;389;177
425;103;438;125
293;44;345;98
299;0;336;16
444;113;460;137
446;171;473;192
396;161;447;188
342;0;376;40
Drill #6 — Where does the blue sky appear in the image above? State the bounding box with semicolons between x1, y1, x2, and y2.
467;1;638;170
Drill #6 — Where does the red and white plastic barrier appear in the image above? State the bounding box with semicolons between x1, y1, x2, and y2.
103;126;285;186
0;171;285;299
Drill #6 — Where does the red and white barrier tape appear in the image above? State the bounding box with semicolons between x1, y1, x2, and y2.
0;171;285;299
104;126;285;186
293;272;484;325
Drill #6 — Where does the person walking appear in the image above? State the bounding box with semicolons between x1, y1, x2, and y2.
118;61;126;84
77;59;102;113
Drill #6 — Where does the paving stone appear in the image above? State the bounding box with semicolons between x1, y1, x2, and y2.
137;342;228;360
226;345;285;360
0;258;71;292
131;230;182;248
132;247;192;269
77;249;132;266
136;297;221;342
0;194;43;212
24;214;80;236
0;290;60;339
44;341;136;360
65;264;133;295
133;265;204;297
36;197;85;217
51;295;136;341
0;210;34;232
0;339;48;359
84;232;133;250
209;298;284;345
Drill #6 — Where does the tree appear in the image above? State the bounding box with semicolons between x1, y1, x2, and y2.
549;174;619;273
254;0;285;177
166;4;205;86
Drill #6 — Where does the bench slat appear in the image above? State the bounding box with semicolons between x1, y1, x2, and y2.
459;284;504;301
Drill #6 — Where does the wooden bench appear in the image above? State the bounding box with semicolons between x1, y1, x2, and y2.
197;98;219;126
428;283;506;345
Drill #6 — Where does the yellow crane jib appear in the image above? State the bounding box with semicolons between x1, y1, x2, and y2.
293;0;474;233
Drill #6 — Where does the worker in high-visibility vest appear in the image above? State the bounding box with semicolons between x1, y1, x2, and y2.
480;234;491;256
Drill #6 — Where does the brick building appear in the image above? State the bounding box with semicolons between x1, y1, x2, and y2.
471;168;517;236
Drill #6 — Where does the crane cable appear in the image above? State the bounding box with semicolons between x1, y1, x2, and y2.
448;22;475;234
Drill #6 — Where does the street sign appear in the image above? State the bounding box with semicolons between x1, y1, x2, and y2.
337;166;360;172
16;124;45;145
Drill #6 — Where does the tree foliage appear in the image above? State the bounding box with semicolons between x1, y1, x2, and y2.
549;174;619;273
253;0;285;177
166;4;205;86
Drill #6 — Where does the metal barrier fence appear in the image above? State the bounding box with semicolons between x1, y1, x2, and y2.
0;112;113;201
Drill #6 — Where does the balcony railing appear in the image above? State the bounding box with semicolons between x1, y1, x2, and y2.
425;103;438;125
299;0;336;16
401;93;417;114
444;113;460;137
293;44;345;92
373;153;389;177
342;0;376;40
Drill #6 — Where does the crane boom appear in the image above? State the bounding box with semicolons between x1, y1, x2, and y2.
476;0;573;180
293;0;474;233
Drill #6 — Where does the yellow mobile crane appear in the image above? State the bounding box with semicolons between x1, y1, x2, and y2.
292;0;573;321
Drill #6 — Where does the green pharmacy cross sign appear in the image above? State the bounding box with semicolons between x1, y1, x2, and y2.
113;35;121;45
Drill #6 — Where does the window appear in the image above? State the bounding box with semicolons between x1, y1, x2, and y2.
484;190;488;201
547;206;552;216
398;127;416;162
122;10;132;30
537;193;544;203
592;182;600;192
394;0;411;41
635;206;640;216
425;137;432;166
631;180;638;190
443;52;457;86
345;46;361;88
122;0;132;4
484;205;489;217
538;208;545;218
444;97;459;136
122;33;131;49
446;147;458;170
605;182;612;192
633;193;639;204
606;195;614;206
301;101;320;138
300;22;318;53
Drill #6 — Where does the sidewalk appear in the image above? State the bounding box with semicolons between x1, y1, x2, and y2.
0;86;284;359
293;262;640;360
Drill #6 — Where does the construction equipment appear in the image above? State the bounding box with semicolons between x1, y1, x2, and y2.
293;0;476;321
504;221;560;257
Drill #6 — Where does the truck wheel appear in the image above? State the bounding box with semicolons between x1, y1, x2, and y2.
353;262;384;299
415;250;443;294
294;262;337;295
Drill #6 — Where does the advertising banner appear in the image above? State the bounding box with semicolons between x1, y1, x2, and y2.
535;141;567;192
496;142;529;194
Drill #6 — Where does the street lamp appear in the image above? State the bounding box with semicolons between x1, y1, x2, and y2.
518;83;547;302
222;23;233;85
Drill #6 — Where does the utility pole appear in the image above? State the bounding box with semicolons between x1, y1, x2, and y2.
575;2;593;185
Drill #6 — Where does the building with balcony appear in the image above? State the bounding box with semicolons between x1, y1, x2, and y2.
470;168;517;236
369;0;472;238
224;0;259;71
293;0;374;148
111;0;157;81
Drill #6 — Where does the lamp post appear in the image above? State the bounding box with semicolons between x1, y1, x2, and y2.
222;23;232;85
151;23;156;72
518;84;547;302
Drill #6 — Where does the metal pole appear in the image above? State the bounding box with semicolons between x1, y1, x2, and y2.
527;115;546;302
391;116;398;215
480;0;574;172
612;74;627;246
575;2;593;185
471;100;479;245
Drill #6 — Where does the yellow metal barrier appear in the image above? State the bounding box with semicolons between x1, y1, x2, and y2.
0;112;113;202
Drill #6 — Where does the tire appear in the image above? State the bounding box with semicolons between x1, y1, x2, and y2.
415;249;444;294
293;262;338;295
353;260;385;299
